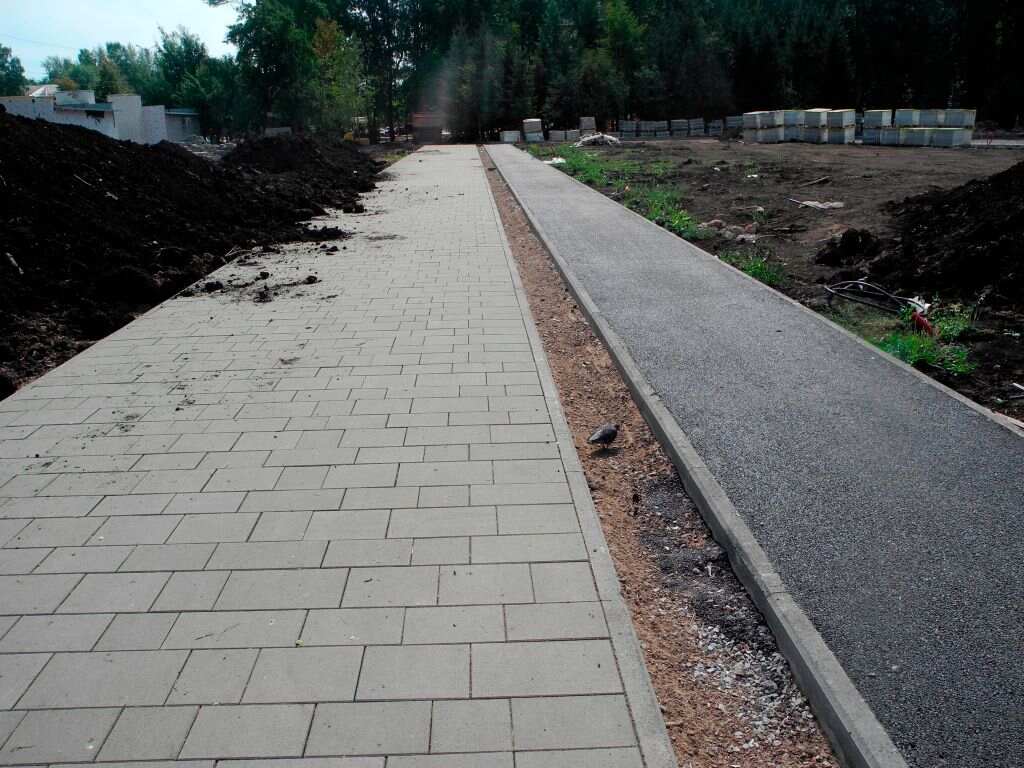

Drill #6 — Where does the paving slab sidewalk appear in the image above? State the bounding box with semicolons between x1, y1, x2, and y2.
487;143;1024;768
0;146;675;767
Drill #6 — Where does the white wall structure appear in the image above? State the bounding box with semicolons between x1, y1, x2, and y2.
1;91;199;145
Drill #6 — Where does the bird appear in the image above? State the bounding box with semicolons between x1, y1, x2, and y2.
587;422;620;450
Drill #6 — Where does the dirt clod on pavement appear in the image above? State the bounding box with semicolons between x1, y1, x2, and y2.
0;114;381;396
482;148;837;768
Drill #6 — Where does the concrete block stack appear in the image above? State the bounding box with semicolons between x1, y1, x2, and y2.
579;116;596;136
726;115;744;131
802;108;830;143
862;109;892;145
757;110;785;143
548;129;567;142
919;109;945;127
783;110;804;141
619;119;638;138
827;109;856;144
894;109;919;127
708;119;724;136
639;120;669;138
670;119;687;135
523;118;544;143
500;130;521;143
688;118;706;136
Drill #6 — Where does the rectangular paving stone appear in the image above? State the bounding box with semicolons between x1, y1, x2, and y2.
98;705;199;761
471;532;586;563
6;516;103;547
0;613;112;652
121;543;216;571
0;495;100;518
438;564;532;605
0;653;51;707
153;571;230;611
305;509;389;540
506;602;608;641
404;426;489;446
531;562;598;602
396;461;491;486
388;756;512;768
267;448;358;467
323;538;411;566
0;707;120;765
164;611;305;649
93;493;174;515
511;695;635;750
180;704;314;758
306;702;430;756
216;568;348;609
388;507;495;538
323;463;398;488
342;565;438;607
243;646;363;703
168;649;258;704
431;699;512;753
403;605;504;644
208;541;327;570
250;510;312;541
59;572;170;612
0;547;49;574
497;504;579;534
470;442;559;460
166;491;245;515
241;489;344;512
410;536;469;565
301;608;403;646
169;512;259;543
36;544;133;572
514;748;643;768
470;483;571;506
340;486;418;509
220;760;382;768
91;514;181;545
473;640;621;697
97;613;177;650
19;649;188;707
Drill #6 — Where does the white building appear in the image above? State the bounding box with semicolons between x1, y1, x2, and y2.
0;90;200;145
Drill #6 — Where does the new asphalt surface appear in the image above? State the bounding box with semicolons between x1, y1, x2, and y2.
488;143;1024;768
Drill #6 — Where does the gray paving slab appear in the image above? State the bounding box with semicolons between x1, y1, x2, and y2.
0;146;675;767
489;142;1024;768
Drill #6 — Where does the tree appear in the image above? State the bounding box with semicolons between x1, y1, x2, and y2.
311;18;368;130
94;55;129;100
0;46;26;96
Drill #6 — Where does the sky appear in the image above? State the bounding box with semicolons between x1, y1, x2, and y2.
1;0;239;80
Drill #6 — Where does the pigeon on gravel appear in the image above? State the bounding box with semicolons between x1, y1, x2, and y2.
587;423;620;449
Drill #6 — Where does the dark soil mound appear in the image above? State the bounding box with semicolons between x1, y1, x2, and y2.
0;114;381;393
826;160;1024;308
224;133;378;213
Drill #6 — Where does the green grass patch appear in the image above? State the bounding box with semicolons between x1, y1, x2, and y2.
876;332;975;375
623;185;702;239
526;144;640;188
719;250;784;286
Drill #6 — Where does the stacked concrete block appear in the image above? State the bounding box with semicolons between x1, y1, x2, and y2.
944;109;976;128
548;129;567;142
762;110;785;128
500;130;521;143
802;126;829;143
756;126;785;143
894;109;920;127
523;118;544;143
931;128;971;147
726;115;744;130
619;119;638;137
879;126;902;145
579;116;596;135
804;108;830;128
900;128;932;146
707;119;724;136
743;111;767;129
566;129;581;141
782;111;804;141
639;120;669;137
864;109;892;128
827;109;856;128
919;109;946;128
829;126;856;144
688;118;706;135
670;119;688;135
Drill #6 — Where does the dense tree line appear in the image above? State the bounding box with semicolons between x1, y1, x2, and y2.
6;0;1023;138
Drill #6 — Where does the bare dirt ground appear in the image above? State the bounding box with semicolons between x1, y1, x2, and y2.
537;139;1024;419
482;148;838;768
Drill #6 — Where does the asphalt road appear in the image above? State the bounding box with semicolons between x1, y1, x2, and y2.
488;143;1024;768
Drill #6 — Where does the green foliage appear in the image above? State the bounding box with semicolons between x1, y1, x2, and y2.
931;304;973;342
876;332;975;375
311;19;367;131
0;45;26;96
719;251;784;286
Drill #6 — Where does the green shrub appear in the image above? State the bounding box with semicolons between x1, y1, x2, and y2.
719;251;784;286
876;331;975;374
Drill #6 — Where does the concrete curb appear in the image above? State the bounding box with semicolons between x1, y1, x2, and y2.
484;145;910;768
478;150;679;768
